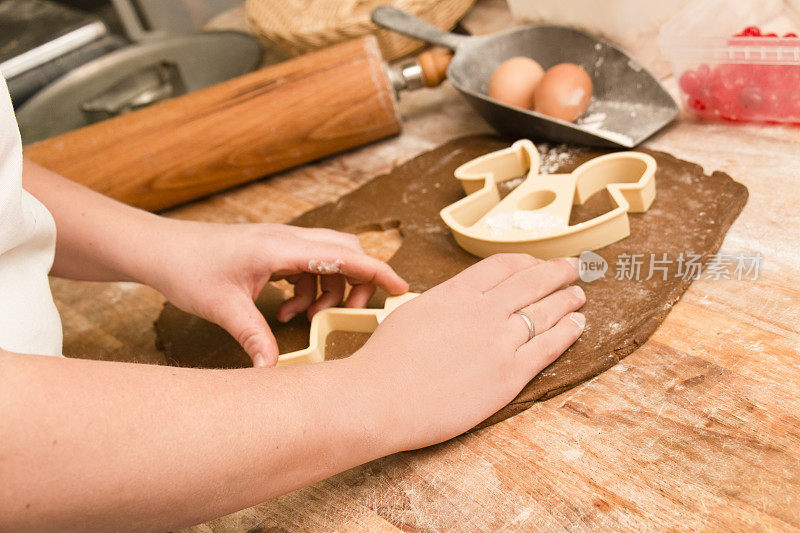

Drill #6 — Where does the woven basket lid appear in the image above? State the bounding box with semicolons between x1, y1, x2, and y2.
245;0;474;61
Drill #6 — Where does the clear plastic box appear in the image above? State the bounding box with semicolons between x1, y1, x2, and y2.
658;0;800;124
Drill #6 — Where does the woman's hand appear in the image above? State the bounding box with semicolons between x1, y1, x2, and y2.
142;221;408;367
351;254;585;449
21;161;406;367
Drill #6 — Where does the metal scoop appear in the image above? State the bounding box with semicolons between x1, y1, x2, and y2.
372;6;678;148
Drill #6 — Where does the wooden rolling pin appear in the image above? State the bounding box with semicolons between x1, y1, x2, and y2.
24;36;451;211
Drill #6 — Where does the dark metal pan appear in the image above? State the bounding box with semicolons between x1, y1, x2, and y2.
372;6;678;148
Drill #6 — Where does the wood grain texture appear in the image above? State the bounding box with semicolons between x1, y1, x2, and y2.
23;36;400;212
44;2;800;530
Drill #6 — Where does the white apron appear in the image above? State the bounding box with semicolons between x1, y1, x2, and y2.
0;75;62;356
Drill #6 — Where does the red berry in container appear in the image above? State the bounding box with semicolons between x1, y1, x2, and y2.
761;65;788;93
764;92;783;116
688;96;706;112
721;102;741;121
786;65;800;86
787;94;800;119
709;65;744;103
739;86;765;112
784;33;798;38
741;25;761;36
679;70;702;95
731;63;754;82
687;85;714;118
763;32;778;37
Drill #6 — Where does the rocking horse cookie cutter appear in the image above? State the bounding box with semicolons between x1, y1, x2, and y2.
277;293;418;365
274;141;654;365
439;140;657;259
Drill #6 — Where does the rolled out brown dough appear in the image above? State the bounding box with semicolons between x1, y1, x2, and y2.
155;135;748;429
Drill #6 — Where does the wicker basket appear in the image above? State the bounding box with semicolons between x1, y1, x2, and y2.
245;0;475;61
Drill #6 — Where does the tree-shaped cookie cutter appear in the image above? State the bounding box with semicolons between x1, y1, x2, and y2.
277;293;419;365
440;140;656;259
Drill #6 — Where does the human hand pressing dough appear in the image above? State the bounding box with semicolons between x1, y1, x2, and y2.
141;221;408;367
350;254;585;449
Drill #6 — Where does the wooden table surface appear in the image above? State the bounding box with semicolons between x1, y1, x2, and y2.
49;2;800;531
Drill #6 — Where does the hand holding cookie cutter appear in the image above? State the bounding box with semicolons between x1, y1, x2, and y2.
277;293;418;365
440;140;656;259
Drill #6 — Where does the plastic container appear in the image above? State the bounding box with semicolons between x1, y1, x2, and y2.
658;0;800;124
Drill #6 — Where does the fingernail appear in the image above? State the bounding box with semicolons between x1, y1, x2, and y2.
570;312;586;328
283;311;297;322
253;353;266;367
564;257;579;268
568;285;585;300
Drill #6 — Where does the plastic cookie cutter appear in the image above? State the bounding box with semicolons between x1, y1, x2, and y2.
277;293;419;366
439;140;656;259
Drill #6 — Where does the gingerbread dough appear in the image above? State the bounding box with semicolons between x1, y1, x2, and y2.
155;135;748;429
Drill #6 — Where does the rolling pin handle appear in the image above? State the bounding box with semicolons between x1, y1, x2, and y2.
418;50;452;87
388;50;452;93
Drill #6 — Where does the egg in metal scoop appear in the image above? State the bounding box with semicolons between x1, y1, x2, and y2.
487;57;544;109
533;63;593;122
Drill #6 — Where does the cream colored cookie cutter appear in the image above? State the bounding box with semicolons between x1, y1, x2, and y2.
277;293;419;366
439;140;656;259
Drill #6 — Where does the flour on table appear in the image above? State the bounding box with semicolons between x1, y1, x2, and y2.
308;259;343;274
483;210;567;236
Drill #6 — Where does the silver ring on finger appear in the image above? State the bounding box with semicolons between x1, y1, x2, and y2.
514;310;536;341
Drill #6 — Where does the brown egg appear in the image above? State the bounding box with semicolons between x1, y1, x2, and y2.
534;63;593;122
487;57;544;109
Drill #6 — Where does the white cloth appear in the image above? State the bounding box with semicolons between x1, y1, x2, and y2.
0;75;62;356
